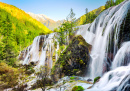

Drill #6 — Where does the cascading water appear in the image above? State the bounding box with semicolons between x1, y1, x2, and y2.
93;64;130;91
76;0;130;78
21;33;58;68
75;0;130;90
91;0;130;78
112;41;130;69
76;24;95;45
20;31;69;69
23;36;41;65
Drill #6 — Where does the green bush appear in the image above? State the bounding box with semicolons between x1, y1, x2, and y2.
72;86;84;91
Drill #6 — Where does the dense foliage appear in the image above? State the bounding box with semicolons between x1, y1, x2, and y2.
105;0;125;9
76;6;105;25
0;2;52;65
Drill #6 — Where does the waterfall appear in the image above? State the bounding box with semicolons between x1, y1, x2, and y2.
23;36;41;65
91;0;130;78
117;75;130;91
39;48;46;66
76;0;130;78
94;64;130;91
75;0;130;90
22;33;58;68
112;41;130;69
76;24;95;45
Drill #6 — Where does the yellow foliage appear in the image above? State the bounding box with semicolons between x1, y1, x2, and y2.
0;2;52;33
0;62;16;74
24;30;28;35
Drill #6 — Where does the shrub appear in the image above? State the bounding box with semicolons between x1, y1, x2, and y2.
0;62;19;88
72;86;84;91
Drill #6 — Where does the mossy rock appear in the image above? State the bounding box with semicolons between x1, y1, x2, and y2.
51;35;91;81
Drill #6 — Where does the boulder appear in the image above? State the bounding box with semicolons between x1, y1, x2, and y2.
51;35;91;81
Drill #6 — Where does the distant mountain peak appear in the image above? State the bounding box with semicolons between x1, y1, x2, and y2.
27;12;63;30
27;12;51;21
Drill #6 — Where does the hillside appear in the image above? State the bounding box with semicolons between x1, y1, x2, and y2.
28;12;63;30
0;2;52;65
76;6;105;25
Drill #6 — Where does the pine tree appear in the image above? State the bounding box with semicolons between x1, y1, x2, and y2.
66;8;76;37
2;15;16;65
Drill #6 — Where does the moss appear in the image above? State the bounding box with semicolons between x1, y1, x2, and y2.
79;60;84;64
70;77;75;80
94;76;100;84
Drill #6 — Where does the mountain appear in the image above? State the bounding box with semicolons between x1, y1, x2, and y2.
76;6;105;25
27;12;63;30
0;2;52;65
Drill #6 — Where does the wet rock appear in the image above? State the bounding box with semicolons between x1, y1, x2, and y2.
87;79;93;82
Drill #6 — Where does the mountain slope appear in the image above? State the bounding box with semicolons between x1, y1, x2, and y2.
0;2;52;65
28;12;63;30
76;6;105;25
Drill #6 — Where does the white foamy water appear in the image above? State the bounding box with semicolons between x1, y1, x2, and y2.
20;32;69;69
22;33;56;68
112;41;130;69
94;64;130;91
76;24;95;45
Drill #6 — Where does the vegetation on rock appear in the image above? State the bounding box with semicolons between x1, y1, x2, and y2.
51;35;91;81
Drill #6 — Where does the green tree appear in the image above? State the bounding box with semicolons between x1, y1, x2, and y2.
56;8;77;47
105;0;115;9
1;15;17;65
85;8;88;22
66;8;77;37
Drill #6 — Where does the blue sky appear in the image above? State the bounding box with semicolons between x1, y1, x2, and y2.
0;0;108;21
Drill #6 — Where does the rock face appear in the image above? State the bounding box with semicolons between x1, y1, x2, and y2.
51;35;91;81
118;10;130;47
